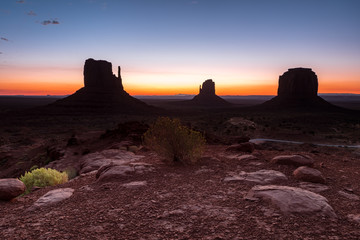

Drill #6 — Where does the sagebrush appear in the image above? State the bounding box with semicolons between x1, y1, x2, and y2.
143;117;206;164
19;168;68;193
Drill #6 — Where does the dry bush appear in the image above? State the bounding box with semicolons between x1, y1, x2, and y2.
143;117;205;164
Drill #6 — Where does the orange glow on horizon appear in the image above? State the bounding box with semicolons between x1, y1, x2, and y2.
0;68;359;95
1;81;360;96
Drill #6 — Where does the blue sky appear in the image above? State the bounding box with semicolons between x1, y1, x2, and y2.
0;0;359;95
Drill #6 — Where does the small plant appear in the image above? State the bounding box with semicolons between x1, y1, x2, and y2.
143;117;206;164
29;165;39;171
19;168;68;193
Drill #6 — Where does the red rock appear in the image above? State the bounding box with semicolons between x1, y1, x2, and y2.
271;155;314;167
245;185;337;218
0;178;26;201
225;142;255;153
293;166;325;184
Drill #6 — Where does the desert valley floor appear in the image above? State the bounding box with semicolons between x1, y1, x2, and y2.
0;96;360;239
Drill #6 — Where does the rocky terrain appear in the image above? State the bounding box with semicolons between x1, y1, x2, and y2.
1;114;360;239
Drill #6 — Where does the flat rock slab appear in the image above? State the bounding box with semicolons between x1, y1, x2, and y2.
271;155;314;167
298;182;330;193
31;188;74;209
246;185;337;218
80;150;144;174
224;170;287;184
338;191;360;201
237;155;258;161
96;162;153;183
0;178;26;201
122;181;147;188
293;166;325;184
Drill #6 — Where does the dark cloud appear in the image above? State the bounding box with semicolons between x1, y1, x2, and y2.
16;0;25;3
1;37;9;41
41;19;60;25
0;52;2;54
27;10;36;16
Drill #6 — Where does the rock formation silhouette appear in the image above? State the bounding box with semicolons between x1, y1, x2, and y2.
49;58;157;113
277;68;318;98
261;68;336;109
190;79;231;107
83;58;123;90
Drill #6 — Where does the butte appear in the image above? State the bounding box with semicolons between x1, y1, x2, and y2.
261;68;339;110
187;79;231;107
48;58;158;114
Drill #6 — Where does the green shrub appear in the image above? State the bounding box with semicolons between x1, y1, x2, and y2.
143;117;206;164
19;168;68;193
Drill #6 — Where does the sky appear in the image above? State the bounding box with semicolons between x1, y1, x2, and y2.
0;0;359;96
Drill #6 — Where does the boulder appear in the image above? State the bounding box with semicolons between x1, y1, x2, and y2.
96;161;154;183
245;185;337;218
225;142;255;153
0;178;26;201
271;154;314;167
31;188;74;209
224;170;287;184
96;163;135;182
293;166;325;183
79;150;144;174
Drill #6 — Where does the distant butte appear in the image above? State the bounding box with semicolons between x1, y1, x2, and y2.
49;58;157;113
189;79;231;107
261;68;337;110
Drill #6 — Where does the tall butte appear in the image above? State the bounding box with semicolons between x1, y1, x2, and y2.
50;58;157;113
261;68;336;109
190;79;230;107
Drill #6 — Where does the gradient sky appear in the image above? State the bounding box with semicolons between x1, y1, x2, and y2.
0;0;359;95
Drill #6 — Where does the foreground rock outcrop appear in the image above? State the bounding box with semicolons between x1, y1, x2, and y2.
261;68;337;110
29;188;74;210
224;170;288;184
271;154;314;167
293;166;325;184
49;58;158;113
0;178;25;201
246;185;337;218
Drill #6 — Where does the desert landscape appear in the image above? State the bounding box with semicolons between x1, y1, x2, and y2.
1;59;360;239
1;1;360;239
